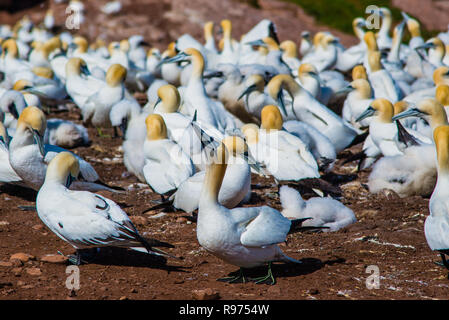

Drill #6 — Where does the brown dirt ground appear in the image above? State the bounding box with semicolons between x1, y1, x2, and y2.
0;100;448;301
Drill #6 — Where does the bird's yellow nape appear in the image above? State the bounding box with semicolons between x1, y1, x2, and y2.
65;57;87;76
417;98;448;128
222;135;248;156
261;105;283;131
204;21;214;40
17;106;46;136
351;79;371;98
13;79;32;91
46;151;80;184
241;123;259;145
436;85;449;106
368;50;382;72
298;63;317;76
434;125;449;173
157;84;180;113
2;38;19;58
73;36;88;53
364;31;378;52
433;67;449;86
371;98;394;123
352;65;367;80
145;114;167;141
32;66;54;79
393;101;410;115
106;64;127;87
280;40;297;58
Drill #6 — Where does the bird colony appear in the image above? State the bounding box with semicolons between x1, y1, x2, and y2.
1;2;449;289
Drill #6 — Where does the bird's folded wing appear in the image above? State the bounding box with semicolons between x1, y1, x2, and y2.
236;206;291;247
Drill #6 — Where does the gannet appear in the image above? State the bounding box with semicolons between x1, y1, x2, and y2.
36;151;174;265
280;185;356;232
172;135;252;213
196;139;304;285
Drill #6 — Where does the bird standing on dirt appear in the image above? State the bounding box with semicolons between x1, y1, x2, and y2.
36;152;174;265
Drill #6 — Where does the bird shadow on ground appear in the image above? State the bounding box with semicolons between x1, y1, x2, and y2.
225;257;346;281
82;247;190;273
0;184;37;202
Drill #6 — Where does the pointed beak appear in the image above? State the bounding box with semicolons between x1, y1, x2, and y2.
80;64;91;76
153;96;162;109
355;106;376;122
245;39;266;47
119;117;128;137
391;107;424;121
157;52;189;68
66;174;76;188
237;84;257;101
242;151;268;177
415;42;435;51
277;89;288;117
32;129;45;157
401;11;411;21
203;70;223;79
335;84;353;95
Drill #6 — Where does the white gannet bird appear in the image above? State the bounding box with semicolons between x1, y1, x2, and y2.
279;185;356;232
0;121;22;184
341;78;374;132
65;57;105;111
8;106;112;192
279;40;300;74
143;114;195;199
101;1;122;15
172;135;253;213
376;7;393;50
81;64;128;130
110;98;148;182
160;48;236;132
0;39;32;76
367;50;403;103
267;74;358;153
0;90;27;129
296;63;333;106
282;119;337;172
241;105;319;182
300;31;312;58
218;19;239;66
36;151;174;265
301;32;339;72
356;98;431;157
425;125;449;270
334;18;367;73
128;35;148;70
44;9;55;30
196;138;306;285
238;74;274;125
44;118;89;149
203;21;217;54
404;67;449;105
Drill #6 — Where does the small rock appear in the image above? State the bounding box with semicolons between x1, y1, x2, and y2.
26;267;42;276
148;212;167;219
40;254;68;264
32;224;43;230
267;286;281;295
130;288;138;293
12;267;22;276
379;188;400;200
10;253;35;263
119;296;128;300
0;221;10;226
192;288;220;300
10;259;23;267
309;288;319;295
176;217;188;223
0;261;13;267
130;216;147;226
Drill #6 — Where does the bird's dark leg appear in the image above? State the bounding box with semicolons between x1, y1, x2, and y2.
217;268;247;283
250;262;276;285
438;253;449;270
68;248;99;265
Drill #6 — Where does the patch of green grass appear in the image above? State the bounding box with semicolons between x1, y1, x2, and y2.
281;0;438;38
